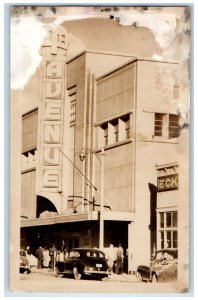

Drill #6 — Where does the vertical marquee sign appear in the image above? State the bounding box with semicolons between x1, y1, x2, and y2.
38;28;69;192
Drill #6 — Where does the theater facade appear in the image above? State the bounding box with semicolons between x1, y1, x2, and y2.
19;26;189;275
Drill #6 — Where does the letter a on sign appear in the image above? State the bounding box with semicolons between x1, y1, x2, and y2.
46;61;62;78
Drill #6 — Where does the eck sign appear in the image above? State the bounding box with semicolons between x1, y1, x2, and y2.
157;174;178;192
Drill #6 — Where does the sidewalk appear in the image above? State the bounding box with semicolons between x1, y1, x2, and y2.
107;273;138;282
30;267;138;282
30;266;57;276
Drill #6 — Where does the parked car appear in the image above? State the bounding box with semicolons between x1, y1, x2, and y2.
56;248;109;280
20;249;31;274
136;249;178;283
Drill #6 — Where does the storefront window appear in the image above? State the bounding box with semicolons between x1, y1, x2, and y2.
160;231;164;249
166;213;172;227
173;211;178;227
158;211;178;250
166;231;171;248
173;231;178;248
160;213;164;228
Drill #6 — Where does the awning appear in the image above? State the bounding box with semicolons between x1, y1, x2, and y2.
21;211;134;228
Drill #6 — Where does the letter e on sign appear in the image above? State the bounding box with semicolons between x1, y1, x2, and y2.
43;169;60;188
45;102;62;120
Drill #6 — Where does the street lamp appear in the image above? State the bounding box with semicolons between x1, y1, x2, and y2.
79;147;105;250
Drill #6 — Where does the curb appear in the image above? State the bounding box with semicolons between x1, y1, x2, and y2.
29;268;138;282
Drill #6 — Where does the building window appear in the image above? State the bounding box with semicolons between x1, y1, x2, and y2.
98;113;131;147
154;113;164;137
70;101;76;123
114;123;119;142
154;113;179;139
68;86;76;125
103;124;108;146
159;211;178;249
169;114;179;138
110;119;119;143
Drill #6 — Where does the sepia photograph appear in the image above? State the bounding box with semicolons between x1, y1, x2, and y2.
9;3;191;295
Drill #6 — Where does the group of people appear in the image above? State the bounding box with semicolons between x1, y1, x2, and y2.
26;244;58;270
26;243;125;274
105;243;124;275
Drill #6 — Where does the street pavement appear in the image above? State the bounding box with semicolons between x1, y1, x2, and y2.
30;266;138;282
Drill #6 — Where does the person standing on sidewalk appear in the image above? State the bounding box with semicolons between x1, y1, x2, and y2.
116;244;124;275
49;244;57;270
36;246;44;269
106;244;116;273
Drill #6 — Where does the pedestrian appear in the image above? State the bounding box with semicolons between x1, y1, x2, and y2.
25;246;32;268
106;244;116;273
36;246;44;269
116;244;124;275
26;246;31;255
49;244;57;270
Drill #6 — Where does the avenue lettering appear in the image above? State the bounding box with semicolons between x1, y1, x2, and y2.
45;81;62;99
43;169;60;187
46;60;62;78
44;125;61;143
41;60;65;190
43;148;60;165
45;102;62;120
158;174;178;192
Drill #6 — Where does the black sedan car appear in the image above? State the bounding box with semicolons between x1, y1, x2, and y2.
137;249;178;283
56;248;109;280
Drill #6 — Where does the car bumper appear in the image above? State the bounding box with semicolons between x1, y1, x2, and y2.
84;270;109;277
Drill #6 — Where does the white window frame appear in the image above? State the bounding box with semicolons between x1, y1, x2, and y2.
157;207;178;251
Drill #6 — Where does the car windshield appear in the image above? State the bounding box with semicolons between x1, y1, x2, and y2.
154;251;176;262
162;252;175;261
69;251;80;258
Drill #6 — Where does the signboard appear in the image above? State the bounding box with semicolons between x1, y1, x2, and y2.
37;28;68;192
157;174;178;192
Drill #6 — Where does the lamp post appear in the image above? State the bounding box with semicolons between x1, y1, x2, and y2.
79;147;105;250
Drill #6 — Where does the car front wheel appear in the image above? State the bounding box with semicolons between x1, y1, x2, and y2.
151;273;158;283
73;267;82;280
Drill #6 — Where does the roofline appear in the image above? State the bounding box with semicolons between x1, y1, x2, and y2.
95;58;137;80
96;57;179;81
66;49;135;64
66;48;179;66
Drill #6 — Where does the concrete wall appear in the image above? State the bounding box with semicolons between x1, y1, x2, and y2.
66;52;137;213
131;59;187;269
96;63;135;122
67;54;87;212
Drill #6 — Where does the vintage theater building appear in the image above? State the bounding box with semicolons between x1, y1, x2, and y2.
20;26;188;274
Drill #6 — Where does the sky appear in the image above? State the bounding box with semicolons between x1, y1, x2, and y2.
10;6;190;90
